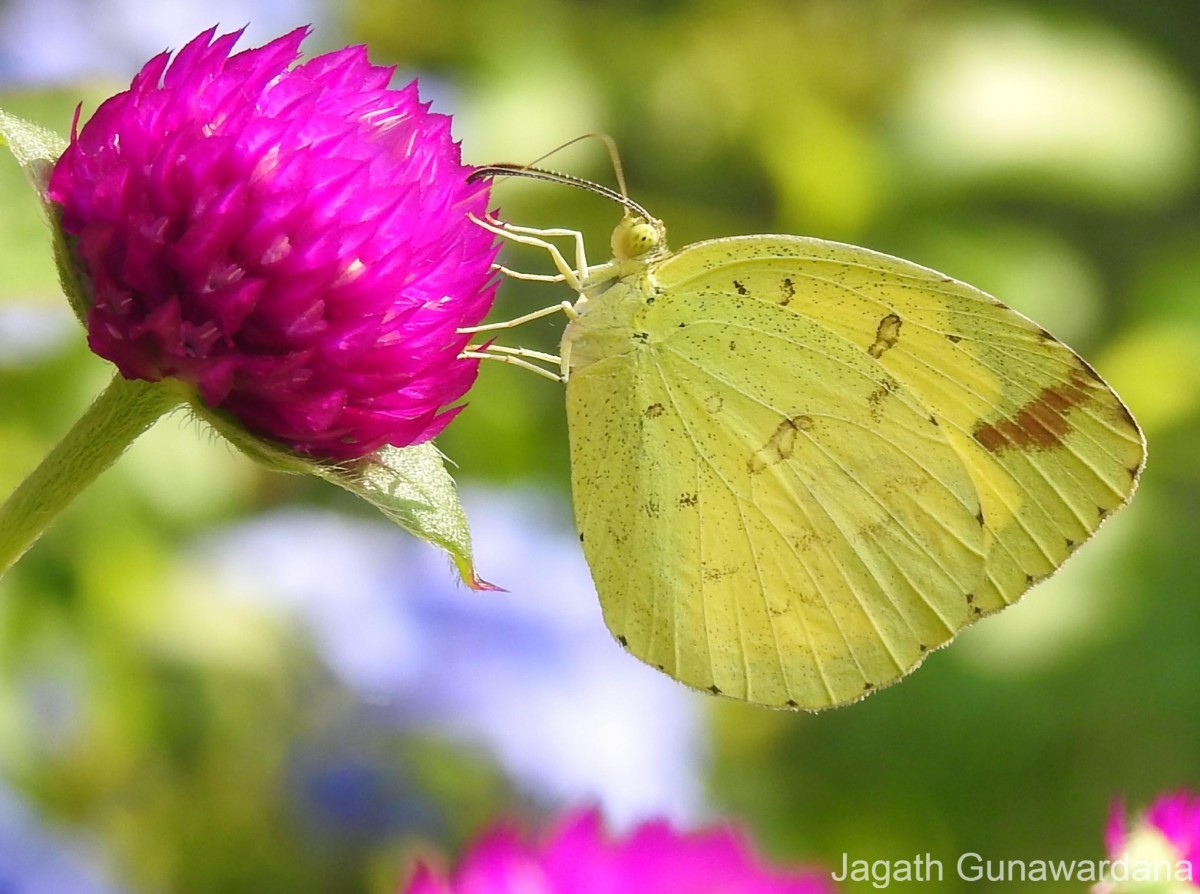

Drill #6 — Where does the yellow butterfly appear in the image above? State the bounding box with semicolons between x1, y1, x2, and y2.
463;165;1146;711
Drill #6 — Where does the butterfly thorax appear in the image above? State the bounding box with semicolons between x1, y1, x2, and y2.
563;216;670;376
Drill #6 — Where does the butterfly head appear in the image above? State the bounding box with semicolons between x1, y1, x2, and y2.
612;214;667;262
466;161;667;263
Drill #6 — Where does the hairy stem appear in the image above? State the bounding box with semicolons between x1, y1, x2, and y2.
0;374;182;576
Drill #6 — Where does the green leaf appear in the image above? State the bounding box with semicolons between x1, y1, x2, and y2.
0;105;90;325
191;397;492;590
315;443;496;591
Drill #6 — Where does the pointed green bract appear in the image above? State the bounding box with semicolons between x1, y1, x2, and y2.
195;400;488;589
324;444;492;590
0;106;65;192
0;105;90;324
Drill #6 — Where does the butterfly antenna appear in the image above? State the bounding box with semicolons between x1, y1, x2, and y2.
470;163;655;222
509;132;633;206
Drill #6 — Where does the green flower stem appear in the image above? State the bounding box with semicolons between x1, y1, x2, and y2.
0;373;183;576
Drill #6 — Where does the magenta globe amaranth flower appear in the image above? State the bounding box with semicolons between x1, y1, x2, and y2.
48;27;498;460
403;810;836;894
1097;792;1200;892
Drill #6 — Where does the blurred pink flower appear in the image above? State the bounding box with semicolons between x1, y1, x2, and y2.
403;809;836;894
1107;791;1200;881
48;27;498;460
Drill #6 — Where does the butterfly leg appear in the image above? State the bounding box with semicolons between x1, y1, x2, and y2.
456;294;575;382
458;345;565;382
458;300;577;334
485;221;590;277
459;217;585;332
469;213;589;291
460;214;592;382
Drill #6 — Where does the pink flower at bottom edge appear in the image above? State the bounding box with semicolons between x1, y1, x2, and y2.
1107;791;1200;881
1147;793;1200;871
402;810;838;894
49;26;499;461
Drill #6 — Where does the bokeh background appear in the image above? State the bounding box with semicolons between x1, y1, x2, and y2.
1;0;1197;891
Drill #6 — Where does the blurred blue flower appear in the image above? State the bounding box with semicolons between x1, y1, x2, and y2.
0;785;129;894
187;487;708;829
0;0;323;85
0;305;75;367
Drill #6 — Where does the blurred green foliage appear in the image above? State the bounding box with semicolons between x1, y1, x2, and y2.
2;1;1199;892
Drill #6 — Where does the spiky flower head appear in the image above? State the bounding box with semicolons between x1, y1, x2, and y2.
404;809;836;894
48;27;498;460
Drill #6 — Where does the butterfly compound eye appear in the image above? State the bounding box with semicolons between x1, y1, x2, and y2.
611;216;664;261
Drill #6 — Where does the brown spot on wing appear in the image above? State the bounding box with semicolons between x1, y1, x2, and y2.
972;367;1093;454
749;415;814;473
866;377;899;421
702;563;739;583
867;313;902;359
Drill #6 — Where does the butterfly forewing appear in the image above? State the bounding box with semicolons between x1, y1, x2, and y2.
660;237;1144;613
